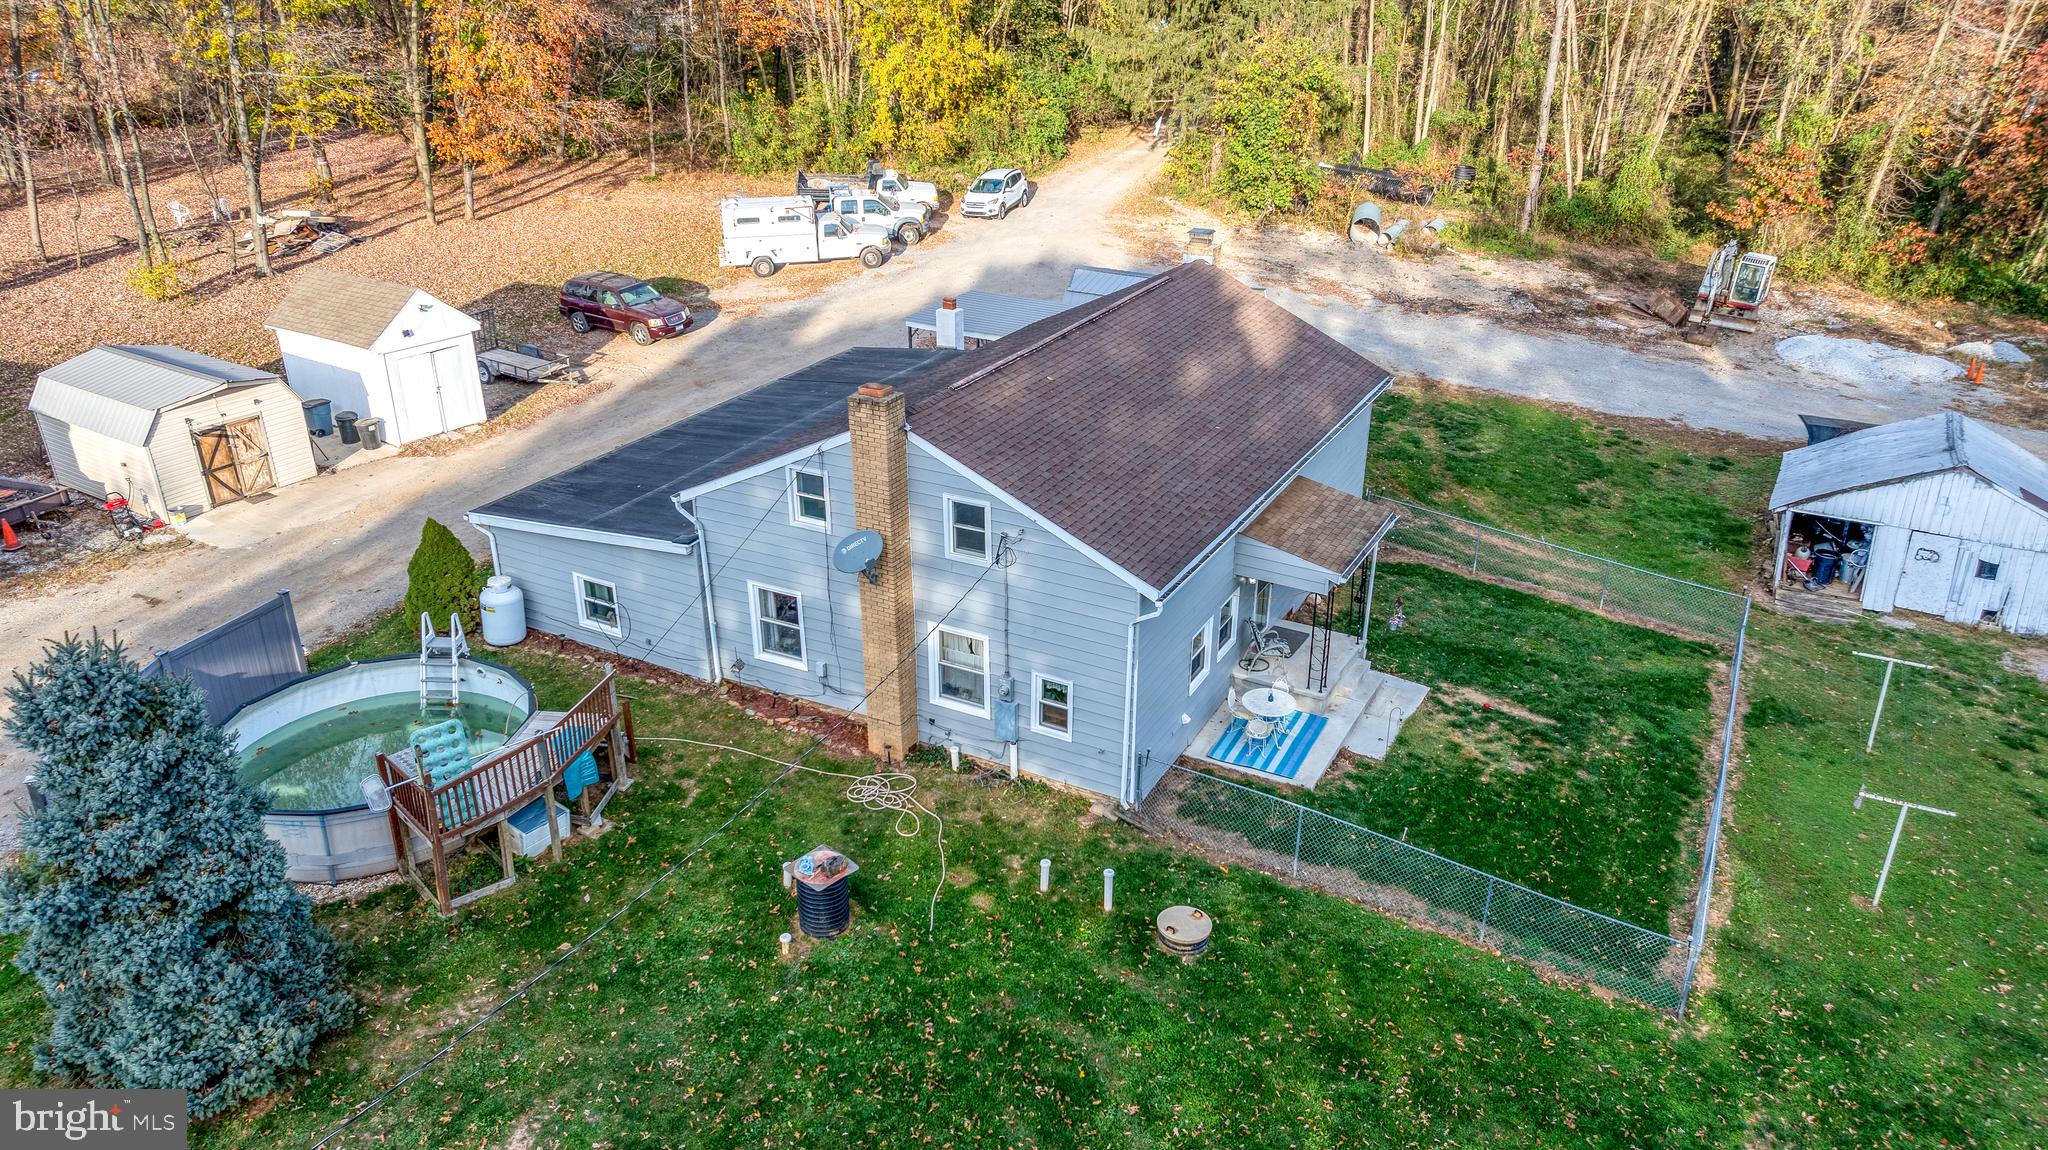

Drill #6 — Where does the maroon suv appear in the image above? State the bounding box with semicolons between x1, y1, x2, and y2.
560;272;693;344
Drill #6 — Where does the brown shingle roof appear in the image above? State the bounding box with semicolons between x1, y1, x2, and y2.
263;268;418;348
1242;477;1396;579
903;261;1391;591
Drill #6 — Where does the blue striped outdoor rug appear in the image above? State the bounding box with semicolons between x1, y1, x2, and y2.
1207;711;1328;780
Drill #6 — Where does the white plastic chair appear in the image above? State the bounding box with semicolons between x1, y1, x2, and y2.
1244;717;1274;746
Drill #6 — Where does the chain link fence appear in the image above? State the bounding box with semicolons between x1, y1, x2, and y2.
1371;496;1751;644
1135;498;1754;1014
1142;765;1695;1012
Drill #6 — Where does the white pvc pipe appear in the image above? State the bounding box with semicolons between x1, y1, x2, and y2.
1103;868;1114;912
1039;857;1051;894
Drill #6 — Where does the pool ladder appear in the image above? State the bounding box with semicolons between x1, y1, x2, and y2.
420;612;469;709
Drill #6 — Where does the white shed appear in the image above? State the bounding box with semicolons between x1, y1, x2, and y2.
264;269;484;448
30;345;318;520
1770;412;2048;635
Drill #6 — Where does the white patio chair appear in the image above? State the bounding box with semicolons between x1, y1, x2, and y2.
1243;717;1274;746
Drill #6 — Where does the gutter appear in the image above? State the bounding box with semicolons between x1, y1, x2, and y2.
671;499;723;683
1119;595;1164;807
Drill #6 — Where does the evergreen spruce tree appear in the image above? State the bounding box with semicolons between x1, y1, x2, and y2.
0;635;352;1117
404;517;486;633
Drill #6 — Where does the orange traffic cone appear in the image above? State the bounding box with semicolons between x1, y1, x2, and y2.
1968;357;1985;384
1;517;21;553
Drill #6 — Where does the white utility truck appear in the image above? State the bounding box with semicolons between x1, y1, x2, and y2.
719;196;893;277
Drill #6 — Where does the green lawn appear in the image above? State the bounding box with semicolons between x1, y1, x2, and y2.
1321;562;1719;932
1368;381;1780;587
0;634;1753;1148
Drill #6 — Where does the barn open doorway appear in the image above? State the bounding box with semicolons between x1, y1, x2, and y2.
1781;512;1875;599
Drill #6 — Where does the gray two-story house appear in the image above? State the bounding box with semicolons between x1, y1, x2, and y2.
469;261;1395;805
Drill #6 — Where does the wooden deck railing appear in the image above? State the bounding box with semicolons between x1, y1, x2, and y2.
379;667;624;843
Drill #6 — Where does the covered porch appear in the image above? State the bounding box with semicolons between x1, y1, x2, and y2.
1191;479;1418;788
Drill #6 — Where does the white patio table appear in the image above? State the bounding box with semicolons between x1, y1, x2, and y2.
1241;686;1297;721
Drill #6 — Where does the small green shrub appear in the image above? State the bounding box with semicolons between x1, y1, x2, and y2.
404;517;486;634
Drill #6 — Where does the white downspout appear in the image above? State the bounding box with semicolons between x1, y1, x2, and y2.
1121;596;1164;807
673;501;722;682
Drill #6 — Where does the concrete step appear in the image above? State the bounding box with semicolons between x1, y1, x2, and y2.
1343;671;1430;760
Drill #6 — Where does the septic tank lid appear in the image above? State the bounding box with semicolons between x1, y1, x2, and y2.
791;845;859;889
1155;905;1213;951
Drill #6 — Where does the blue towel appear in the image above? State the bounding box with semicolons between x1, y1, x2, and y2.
563;750;600;802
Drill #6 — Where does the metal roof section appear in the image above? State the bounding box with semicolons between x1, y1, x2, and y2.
31;345;280;446
1770;411;2048;514
471;348;960;542
1062;265;1156;306
902;290;1071;341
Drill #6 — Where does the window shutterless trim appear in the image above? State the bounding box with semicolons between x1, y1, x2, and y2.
1187;623;1211;695
746;580;808;670
929;622;992;718
571;570;623;638
943;494;993;562
788;465;830;530
1031;672;1074;741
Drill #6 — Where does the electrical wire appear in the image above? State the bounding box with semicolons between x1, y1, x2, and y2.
637;737;945;931
307;550;1003;1150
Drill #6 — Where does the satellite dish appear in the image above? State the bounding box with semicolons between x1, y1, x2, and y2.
832;530;885;584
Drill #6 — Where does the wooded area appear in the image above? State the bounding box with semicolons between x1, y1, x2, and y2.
1;0;2044;313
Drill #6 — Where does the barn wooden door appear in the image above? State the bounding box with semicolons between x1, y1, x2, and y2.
192;417;274;507
194;427;243;505
226;417;275;495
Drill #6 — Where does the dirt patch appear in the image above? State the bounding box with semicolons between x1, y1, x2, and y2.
1436;684;1558;726
2001;648;2048;684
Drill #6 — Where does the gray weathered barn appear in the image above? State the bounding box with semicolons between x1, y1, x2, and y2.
1770;412;2048;635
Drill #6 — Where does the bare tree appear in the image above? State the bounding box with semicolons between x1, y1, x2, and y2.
1520;0;1566;232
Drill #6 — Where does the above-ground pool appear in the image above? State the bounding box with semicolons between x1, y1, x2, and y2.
227;656;535;882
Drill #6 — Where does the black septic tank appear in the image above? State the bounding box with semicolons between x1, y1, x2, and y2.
792;846;858;939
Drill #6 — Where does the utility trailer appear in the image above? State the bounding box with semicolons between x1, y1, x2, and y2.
1688;240;1779;332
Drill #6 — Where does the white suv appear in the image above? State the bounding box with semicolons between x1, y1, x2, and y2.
961;168;1029;219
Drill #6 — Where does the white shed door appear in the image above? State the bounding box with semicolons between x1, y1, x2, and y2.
391;346;464;438
1893;531;1960;615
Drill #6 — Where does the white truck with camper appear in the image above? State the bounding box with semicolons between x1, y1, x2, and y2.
718;196;893;277
824;189;930;245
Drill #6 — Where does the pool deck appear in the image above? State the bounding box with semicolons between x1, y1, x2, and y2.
386;709;565;780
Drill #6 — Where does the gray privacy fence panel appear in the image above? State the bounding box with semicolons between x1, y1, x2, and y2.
143;590;308;726
1144;765;1694;1013
1371;496;1751;645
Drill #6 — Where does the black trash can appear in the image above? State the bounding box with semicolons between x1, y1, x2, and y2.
335;410;361;445
792;846;858;939
360;417;385;451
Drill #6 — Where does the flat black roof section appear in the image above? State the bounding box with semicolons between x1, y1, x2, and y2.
473;347;959;543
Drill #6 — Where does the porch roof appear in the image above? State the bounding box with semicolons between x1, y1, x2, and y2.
1237;478;1396;587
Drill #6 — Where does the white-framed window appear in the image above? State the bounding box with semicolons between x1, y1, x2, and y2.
789;467;829;529
573;572;622;638
748;582;806;669
945;496;991;561
931;625;990;715
1032;673;1073;740
1216;590;1238;655
1188;625;1210;693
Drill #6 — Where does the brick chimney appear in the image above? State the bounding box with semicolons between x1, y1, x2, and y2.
848;382;917;759
934;296;965;350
